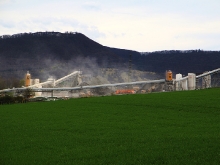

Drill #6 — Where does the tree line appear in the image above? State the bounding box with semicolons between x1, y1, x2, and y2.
0;77;24;90
0;95;28;105
0;31;78;39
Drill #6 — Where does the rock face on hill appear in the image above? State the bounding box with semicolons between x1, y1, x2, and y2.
0;31;220;81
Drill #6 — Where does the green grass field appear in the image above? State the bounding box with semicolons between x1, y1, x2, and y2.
1;88;220;165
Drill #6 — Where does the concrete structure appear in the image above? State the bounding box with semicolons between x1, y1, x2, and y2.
188;73;196;90
1;68;219;97
166;70;173;81
175;74;182;91
30;78;42;97
25;71;31;87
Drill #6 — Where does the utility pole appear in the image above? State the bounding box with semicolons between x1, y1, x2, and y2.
128;54;132;83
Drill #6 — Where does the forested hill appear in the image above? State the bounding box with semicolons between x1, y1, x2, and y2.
0;32;220;79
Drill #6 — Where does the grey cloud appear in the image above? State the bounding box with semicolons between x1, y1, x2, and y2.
82;3;101;11
0;17;105;41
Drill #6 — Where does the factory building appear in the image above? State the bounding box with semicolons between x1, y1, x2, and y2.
25;71;31;87
25;71;42;97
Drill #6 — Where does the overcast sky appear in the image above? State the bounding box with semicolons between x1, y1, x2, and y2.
1;0;220;52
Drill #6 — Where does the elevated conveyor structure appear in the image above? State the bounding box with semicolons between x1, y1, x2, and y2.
0;79;165;93
175;68;220;90
0;68;219;96
195;68;220;89
28;80;54;88
27;71;81;88
54;71;82;86
196;68;220;79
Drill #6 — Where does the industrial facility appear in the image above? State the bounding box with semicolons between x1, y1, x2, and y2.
0;68;220;100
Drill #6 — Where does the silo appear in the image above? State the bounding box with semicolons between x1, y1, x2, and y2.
25;71;31;87
176;74;182;80
188;73;196;90
166;70;173;81
175;74;182;91
34;79;40;84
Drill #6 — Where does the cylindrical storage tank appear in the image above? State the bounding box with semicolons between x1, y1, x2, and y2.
25;71;31;87
188;73;196;90
166;70;173;81
175;74;182;91
34;79;40;84
176;74;182;80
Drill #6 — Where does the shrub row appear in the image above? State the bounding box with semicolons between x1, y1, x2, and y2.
0;96;28;105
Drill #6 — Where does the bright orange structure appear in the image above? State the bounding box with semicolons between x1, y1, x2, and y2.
115;89;135;95
166;70;173;81
25;71;31;87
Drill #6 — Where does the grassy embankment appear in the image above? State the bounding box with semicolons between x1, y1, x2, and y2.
0;88;220;164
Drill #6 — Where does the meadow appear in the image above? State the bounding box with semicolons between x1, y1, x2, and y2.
0;88;220;165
